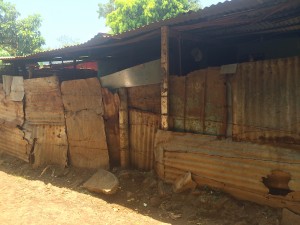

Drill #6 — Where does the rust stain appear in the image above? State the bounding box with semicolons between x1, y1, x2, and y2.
129;109;160;171
232;56;300;145
127;84;161;114
169;67;226;136
154;129;300;214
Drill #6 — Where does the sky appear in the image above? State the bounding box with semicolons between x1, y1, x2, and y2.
8;0;226;49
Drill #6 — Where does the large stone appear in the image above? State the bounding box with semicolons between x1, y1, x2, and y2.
281;209;300;225
83;169;119;195
173;172;197;193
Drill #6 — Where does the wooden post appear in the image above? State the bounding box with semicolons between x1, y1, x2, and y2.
119;87;130;168
161;26;169;130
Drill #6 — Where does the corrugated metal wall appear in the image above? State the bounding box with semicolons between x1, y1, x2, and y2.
127;84;161;170
232;56;300;145
154;130;300;214
127;84;161;114
169;67;227;136
129;109;160;170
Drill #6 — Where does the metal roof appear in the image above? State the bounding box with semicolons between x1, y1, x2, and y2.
1;0;299;63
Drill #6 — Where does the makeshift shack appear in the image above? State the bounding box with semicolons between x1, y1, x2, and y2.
0;0;299;214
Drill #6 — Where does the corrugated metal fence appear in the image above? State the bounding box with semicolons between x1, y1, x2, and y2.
232;56;300;145
169;67;227;136
129;109;160;171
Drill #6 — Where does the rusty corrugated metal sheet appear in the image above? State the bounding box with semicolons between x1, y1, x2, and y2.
3;0;299;63
130;109;160;171
232;56;300;145
24;124;68;167
154;130;300;214
169;76;185;131
0;126;30;162
128;84;161;114
169;68;226;136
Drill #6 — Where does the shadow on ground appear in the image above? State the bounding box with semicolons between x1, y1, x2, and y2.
0;152;281;225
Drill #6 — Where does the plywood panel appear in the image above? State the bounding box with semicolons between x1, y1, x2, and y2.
24;76;65;125
154;130;300;214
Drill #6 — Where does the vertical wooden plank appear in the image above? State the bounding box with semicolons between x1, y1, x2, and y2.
161;26;169;130
119;87;130;168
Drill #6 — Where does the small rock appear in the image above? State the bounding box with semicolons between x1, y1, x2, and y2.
126;191;134;198
281;209;300;225
173;172;197;193
169;212;182;220
118;170;131;179
213;195;230;210
150;196;162;207
83;169;119;195
113;207;119;212
55;167;70;177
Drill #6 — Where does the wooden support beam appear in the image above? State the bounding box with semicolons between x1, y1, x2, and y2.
118;87;130;168
161;26;169;130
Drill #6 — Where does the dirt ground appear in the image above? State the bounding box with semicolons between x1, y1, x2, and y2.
0;152;282;225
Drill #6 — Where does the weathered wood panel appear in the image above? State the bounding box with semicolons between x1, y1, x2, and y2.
129;109;160;171
102;88;120;167
127;84;161;114
0;84;24;127
24;76;65;125
61;78;109;169
154;130;300;214
232;56;300;145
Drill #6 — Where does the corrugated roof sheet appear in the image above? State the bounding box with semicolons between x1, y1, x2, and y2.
1;0;299;62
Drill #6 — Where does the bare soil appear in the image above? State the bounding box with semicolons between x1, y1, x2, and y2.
0;152;281;225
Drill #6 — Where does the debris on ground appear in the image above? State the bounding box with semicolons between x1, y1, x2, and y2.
83;169;119;195
281;208;300;225
173;171;197;193
0;153;282;225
